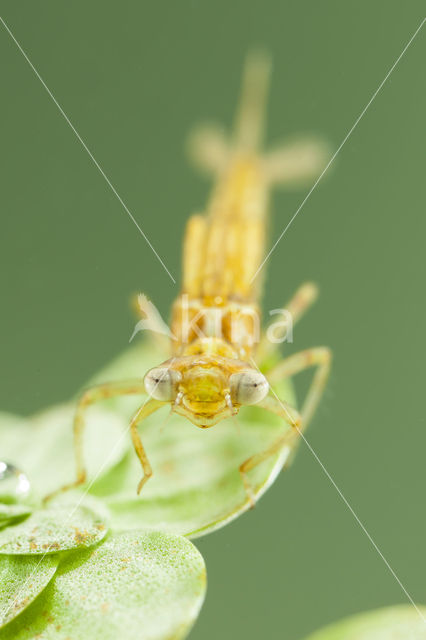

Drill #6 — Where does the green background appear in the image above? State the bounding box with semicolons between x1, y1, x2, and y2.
0;2;425;638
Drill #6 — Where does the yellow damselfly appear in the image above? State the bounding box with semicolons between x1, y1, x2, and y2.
48;52;331;505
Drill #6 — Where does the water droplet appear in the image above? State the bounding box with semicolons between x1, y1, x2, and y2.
0;461;31;501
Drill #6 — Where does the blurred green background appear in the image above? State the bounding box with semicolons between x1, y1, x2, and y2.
0;2;425;638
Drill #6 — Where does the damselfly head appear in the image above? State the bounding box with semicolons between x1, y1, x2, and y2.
144;356;269;428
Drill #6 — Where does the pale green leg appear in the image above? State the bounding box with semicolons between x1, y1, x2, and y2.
257;281;319;361
43;380;148;503
239;395;301;508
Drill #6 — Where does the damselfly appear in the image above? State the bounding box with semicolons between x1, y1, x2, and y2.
49;52;331;505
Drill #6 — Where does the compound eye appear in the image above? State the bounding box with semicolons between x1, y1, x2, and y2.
144;367;181;401
229;370;269;406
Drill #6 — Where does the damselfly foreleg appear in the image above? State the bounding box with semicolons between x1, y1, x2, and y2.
43;380;148;503
239;395;301;507
239;346;330;506
130;399;165;494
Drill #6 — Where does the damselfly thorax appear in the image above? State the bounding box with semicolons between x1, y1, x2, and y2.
172;158;266;354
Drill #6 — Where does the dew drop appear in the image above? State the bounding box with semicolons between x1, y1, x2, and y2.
0;460;31;501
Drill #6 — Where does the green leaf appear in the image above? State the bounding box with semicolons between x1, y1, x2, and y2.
0;530;206;640
88;340;296;537
0;498;108;554
303;605;426;640
0;504;31;529
0;555;58;628
0;403;129;498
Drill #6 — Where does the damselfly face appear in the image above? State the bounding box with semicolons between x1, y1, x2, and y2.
144;355;269;428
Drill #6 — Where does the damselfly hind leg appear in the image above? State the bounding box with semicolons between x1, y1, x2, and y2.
258;281;319;359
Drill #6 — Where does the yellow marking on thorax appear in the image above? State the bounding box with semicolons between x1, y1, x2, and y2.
170;295;261;360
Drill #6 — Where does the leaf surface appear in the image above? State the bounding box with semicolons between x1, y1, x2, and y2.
0;555;58;628
303;605;426;640
0;530;206;640
0;504;31;528
0;499;108;554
